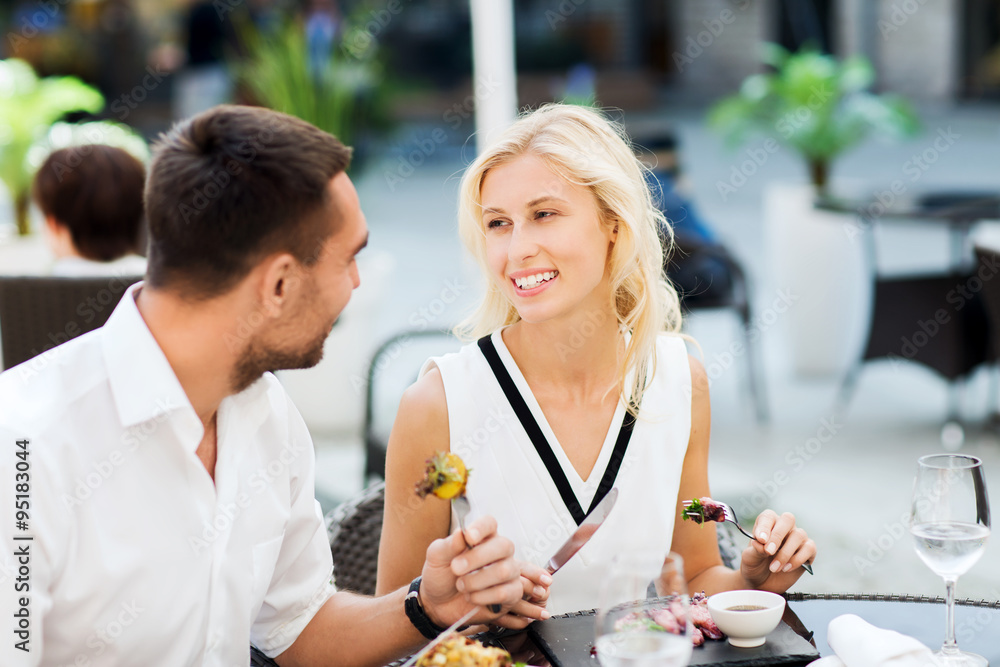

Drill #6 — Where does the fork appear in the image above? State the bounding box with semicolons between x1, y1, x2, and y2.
683;499;814;576
452;495;503;612
453;495;472;537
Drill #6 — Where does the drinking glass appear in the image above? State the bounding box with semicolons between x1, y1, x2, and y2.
910;454;991;666
594;551;692;667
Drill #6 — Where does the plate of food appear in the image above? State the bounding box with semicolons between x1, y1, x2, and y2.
416;633;514;667
416;633;547;667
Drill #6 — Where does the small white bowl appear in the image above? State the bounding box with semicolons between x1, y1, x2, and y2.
706;590;785;648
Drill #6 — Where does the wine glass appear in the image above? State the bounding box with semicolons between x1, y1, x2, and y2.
594;551;692;667
909;454;991;666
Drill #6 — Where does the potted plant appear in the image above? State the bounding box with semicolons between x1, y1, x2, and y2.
0;58;104;235
707;45;921;376
708;43;920;197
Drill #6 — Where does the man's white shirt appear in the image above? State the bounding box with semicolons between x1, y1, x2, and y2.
0;284;335;666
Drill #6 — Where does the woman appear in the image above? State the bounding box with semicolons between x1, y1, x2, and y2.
377;104;816;616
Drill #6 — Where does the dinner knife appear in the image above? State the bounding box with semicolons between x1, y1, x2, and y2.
545;487;618;575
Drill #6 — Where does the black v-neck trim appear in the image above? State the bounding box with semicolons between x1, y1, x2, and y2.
477;335;636;525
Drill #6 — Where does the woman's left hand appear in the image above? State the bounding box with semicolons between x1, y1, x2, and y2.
739;510;816;593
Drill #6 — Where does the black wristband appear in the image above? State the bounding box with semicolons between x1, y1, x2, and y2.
404;576;446;640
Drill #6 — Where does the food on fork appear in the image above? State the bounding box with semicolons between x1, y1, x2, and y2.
681;497;726;524
414;453;503;612
683;498;815;575
415;634;513;667
416;451;469;500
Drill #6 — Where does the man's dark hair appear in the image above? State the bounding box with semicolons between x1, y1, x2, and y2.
32;144;146;262
144;105;352;298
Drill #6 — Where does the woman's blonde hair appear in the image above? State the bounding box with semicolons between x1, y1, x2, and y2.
455;103;683;413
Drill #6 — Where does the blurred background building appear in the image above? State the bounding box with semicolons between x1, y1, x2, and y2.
3;0;998;135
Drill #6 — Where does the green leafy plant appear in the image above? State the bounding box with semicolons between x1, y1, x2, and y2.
0;58;104;235
708;44;920;195
235;19;392;170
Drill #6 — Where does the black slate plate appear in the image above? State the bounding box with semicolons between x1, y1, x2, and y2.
528;608;820;667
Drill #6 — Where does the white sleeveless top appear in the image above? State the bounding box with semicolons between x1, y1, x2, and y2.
423;329;692;615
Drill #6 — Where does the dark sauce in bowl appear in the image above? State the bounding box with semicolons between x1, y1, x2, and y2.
726;604;768;611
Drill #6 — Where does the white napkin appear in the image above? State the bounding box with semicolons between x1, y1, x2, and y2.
807;614;942;667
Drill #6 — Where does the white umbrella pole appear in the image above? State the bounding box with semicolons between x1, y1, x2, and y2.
470;0;518;154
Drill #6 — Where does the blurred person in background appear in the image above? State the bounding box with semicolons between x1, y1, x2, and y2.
94;0;146;104
173;0;236;120
305;0;341;77
33;144;148;276
639;132;736;308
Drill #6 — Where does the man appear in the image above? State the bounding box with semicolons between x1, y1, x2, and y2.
0;106;549;666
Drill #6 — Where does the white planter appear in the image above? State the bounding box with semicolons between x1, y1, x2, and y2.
764;182;870;377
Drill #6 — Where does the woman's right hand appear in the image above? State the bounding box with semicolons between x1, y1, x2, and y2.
740;509;816;592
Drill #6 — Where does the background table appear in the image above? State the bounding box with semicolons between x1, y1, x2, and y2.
815;191;999;420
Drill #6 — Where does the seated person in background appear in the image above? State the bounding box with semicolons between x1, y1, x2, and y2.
639;132;736;308
0;106;548;667
33;144;148;276
377;104;815;616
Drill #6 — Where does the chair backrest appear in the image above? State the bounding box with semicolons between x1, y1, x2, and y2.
363;329;463;481
975;245;1000;360
0;275;142;370
325;481;386;596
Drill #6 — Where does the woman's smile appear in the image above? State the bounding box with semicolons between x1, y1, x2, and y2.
511;269;559;294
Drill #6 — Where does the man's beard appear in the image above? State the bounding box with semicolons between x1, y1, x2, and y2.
231;329;328;393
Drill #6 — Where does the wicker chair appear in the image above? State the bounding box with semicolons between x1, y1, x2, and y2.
326;481;387;596
836;271;993;416
0;275;143;370
975;244;1000;423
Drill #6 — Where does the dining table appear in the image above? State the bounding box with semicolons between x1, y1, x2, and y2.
248;592;1000;666
489;592;1000;667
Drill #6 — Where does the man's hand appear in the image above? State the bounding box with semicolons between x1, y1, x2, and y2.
418;515;525;627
